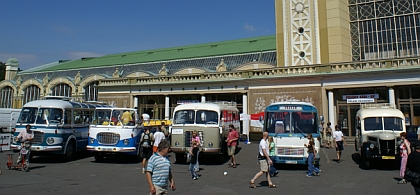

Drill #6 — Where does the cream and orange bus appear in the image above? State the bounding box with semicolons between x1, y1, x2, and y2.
170;101;240;163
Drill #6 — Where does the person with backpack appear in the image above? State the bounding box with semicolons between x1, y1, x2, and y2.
140;127;154;174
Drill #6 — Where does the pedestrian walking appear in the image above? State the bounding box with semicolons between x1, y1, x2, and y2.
398;132;411;184
325;122;333;148
333;125;346;162
189;140;200;180
140;127;154;174
304;133;320;177
146;140;176;195
249;132;278;188
268;136;279;177
406;141;420;195
153;128;165;153
190;130;201;172
226;124;239;168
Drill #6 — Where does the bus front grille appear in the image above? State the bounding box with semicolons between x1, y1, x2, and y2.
379;139;396;156
184;131;204;147
32;131;44;144
97;132;120;145
277;148;304;156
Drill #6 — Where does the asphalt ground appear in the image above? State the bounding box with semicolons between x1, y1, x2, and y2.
0;142;416;195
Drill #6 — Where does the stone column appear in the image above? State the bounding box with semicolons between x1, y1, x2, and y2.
242;93;250;143
328;90;335;130
388;87;395;106
165;96;170;120
201;95;206;103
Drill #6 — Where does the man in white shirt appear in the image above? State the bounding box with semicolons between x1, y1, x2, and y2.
333;125;346;162
153;128;165;153
249;132;277;188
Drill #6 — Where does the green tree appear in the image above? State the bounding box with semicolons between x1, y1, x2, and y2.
0;62;5;81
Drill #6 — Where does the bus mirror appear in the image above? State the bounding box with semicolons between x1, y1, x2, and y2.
319;115;324;123
60;119;64;124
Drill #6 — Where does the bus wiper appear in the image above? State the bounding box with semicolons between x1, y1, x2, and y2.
295;126;307;138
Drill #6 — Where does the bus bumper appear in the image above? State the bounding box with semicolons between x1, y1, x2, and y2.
273;156;308;165
11;144;63;151
86;145;136;152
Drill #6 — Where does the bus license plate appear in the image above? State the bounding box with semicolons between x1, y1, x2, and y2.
285;160;297;164
382;156;395;159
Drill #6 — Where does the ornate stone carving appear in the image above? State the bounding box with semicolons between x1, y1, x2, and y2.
74;71;82;85
216;59;227;72
113;68;120;78
159;64;168;76
16;76;22;87
43;74;49;86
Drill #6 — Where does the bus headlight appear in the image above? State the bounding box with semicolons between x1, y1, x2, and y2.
47;137;55;144
175;141;180;147
90;138;94;144
208;142;213;148
124;139;130;145
369;143;375;149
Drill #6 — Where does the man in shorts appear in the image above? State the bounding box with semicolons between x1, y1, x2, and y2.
249;132;277;188
333;125;346;162
226;124;239;168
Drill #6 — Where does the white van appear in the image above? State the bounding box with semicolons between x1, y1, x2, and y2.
0;108;21;151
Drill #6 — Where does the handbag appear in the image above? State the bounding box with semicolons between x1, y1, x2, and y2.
186;153;192;163
404;170;420;185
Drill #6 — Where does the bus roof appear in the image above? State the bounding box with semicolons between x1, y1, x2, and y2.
23;100;98;109
95;107;136;111
357;108;405;119
173;103;238;112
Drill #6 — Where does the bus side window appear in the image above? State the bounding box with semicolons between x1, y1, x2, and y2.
74;110;83;124
64;110;72;124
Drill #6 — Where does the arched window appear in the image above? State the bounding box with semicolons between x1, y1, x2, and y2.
0;86;13;108
23;85;40;105
52;83;72;97
84;81;99;101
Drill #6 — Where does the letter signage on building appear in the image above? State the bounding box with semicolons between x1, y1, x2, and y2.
342;94;379;100
346;98;375;103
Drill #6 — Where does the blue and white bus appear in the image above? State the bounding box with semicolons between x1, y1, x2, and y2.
11;97;104;161
87;107;143;162
263;101;321;165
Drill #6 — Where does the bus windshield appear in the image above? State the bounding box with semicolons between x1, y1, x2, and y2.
19;107;63;124
264;111;317;134
173;110;218;125
363;117;403;131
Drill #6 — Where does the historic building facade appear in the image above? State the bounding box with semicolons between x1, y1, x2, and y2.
1;0;419;138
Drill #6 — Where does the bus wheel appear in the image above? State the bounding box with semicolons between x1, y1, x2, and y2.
63;141;76;162
362;153;371;170
175;153;186;164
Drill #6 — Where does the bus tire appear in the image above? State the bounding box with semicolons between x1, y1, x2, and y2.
63;140;76;162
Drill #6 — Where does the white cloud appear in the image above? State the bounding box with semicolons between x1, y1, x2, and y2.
244;23;256;32
67;51;104;59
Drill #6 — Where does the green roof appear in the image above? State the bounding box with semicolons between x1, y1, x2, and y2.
40;35;276;72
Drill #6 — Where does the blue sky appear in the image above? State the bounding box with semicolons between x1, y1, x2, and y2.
1;0;276;70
